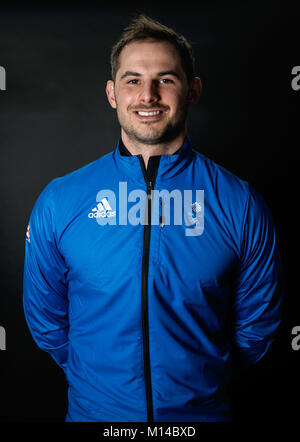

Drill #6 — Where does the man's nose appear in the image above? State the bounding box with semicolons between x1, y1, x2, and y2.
139;80;160;104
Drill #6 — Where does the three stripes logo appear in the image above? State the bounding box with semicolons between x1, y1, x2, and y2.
88;198;116;218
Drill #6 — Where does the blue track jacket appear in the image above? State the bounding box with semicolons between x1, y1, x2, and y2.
23;136;282;422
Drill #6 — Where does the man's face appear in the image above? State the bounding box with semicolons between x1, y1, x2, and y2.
106;39;194;146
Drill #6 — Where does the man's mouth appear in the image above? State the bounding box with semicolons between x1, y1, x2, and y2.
133;109;166;120
137;110;161;116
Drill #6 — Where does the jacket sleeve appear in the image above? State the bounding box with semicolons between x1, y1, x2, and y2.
233;184;283;363
23;179;69;372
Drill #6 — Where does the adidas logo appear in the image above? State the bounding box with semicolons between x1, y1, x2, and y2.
88;198;116;218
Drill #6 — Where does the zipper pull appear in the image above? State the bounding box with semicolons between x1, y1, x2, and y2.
147;181;152;199
160;198;165;228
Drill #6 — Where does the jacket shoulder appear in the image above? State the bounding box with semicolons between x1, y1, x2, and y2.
193;150;250;196
31;151;115;217
52;151;114;190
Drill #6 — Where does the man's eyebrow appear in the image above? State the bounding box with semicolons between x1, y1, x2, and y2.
119;70;181;80
120;71;142;80
157;70;181;79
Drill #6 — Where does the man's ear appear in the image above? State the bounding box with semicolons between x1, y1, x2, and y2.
188;77;202;106
106;80;117;109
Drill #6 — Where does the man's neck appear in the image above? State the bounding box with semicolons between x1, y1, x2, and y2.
121;130;186;168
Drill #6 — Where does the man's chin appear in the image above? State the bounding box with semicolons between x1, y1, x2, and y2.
122;118;186;145
127;130;167;146
135;127;184;145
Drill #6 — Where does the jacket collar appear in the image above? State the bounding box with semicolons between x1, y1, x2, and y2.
118;138;182;157
113;135;194;183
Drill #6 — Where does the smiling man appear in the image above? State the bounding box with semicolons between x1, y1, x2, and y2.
23;15;283;422
106;36;201;164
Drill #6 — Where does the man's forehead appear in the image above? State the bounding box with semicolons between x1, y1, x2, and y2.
118;40;183;76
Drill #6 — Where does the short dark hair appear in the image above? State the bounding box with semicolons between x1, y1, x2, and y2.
110;14;195;83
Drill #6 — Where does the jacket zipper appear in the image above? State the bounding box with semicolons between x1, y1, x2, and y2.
138;155;159;423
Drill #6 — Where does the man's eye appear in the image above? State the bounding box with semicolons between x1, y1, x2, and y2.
160;78;174;84
128;79;139;84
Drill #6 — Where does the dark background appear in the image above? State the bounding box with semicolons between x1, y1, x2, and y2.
0;1;297;425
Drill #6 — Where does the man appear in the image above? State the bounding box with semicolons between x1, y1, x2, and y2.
23;15;283;422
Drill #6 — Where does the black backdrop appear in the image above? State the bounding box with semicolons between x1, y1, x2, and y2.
0;1;297;426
